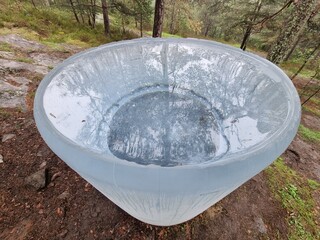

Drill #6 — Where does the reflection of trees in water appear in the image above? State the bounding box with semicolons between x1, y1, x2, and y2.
166;44;288;149
51;41;289;155
54;43;166;152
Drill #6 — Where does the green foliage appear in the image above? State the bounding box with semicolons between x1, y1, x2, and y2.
298;125;320;143
266;158;320;240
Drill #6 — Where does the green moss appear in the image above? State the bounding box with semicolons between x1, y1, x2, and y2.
266;158;320;240
298;125;320;142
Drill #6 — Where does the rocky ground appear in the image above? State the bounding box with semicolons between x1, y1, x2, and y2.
0;34;319;240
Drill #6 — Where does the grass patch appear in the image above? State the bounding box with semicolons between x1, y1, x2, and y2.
302;105;320;118
0;42;12;52
146;31;182;38
298;124;320;143
266;158;320;240
0;1;112;48
280;62;319;80
309;96;320;105
0;27;41;42
161;32;182;38
16;57;33;63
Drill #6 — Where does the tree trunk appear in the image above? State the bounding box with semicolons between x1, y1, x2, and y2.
76;0;85;23
44;0;50;6
101;0;110;36
140;13;143;37
87;11;92;27
69;0;80;23
152;0;164;38
204;24;210;37
283;11;316;61
240;26;252;50
169;0;176;34
240;0;262;51
91;0;96;29
267;0;318;64
283;34;302;61
121;15;126;35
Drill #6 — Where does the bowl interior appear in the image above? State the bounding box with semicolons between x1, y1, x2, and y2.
41;39;295;166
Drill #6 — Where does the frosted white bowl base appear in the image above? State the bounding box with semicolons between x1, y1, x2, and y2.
34;38;300;226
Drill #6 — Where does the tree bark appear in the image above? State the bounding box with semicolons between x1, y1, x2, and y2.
267;0;318;64
240;26;252;51
169;0;176;34
91;0;96;29
44;0;50;6
140;13;143;37
76;0;85;23
152;0;164;38
240;0;262;51
101;0;110;36
69;0;80;23
283;34;302;61
204;24;210;37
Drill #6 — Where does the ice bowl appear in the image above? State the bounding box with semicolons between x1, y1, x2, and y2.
34;38;301;226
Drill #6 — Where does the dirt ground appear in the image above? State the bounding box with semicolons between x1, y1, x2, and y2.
0;34;319;240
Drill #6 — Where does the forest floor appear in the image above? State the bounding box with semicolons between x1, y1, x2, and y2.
0;33;319;240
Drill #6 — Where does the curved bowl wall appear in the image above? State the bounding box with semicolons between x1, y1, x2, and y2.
34;38;301;226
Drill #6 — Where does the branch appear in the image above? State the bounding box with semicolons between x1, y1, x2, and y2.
301;86;320;106
253;0;293;30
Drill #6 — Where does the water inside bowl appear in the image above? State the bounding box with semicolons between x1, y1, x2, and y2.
107;86;229;166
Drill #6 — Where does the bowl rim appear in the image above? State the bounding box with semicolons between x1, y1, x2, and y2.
34;37;301;169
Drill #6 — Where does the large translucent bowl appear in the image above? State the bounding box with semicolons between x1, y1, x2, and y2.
34;38;300;226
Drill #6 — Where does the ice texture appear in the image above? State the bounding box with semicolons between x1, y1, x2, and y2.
34;38;301;226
